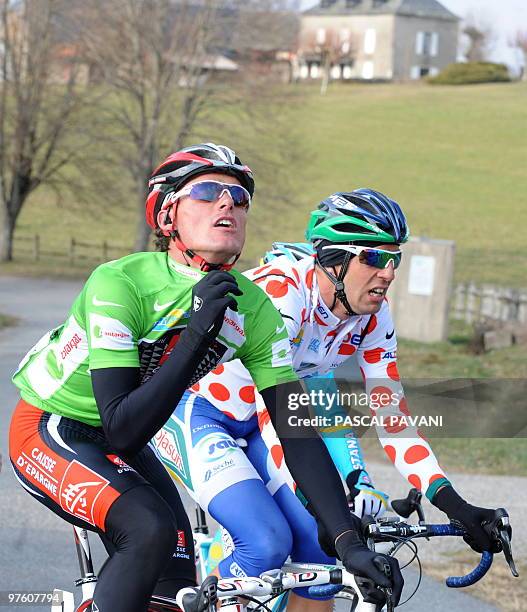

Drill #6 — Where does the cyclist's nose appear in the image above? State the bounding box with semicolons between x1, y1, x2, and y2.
216;189;234;209
377;260;396;282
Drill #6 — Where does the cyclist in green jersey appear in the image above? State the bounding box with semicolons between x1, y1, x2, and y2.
10;143;404;612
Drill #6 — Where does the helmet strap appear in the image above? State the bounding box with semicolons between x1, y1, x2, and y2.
316;250;357;317
167;202;239;271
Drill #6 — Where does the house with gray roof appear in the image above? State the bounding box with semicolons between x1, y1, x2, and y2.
298;0;459;81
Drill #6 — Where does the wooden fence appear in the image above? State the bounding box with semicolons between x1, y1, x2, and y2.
13;234;131;265
452;283;527;324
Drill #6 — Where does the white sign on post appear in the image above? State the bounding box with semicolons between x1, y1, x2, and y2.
408;255;436;296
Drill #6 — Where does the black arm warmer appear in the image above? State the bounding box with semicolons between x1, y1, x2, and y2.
91;327;212;457
261;381;359;543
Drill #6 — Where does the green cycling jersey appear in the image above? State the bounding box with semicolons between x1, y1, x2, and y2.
13;252;297;426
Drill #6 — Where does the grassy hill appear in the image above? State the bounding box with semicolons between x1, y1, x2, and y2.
7;80;527;286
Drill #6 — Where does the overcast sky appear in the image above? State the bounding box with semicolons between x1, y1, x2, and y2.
301;0;527;70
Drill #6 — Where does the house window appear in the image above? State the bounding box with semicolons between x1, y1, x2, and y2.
316;28;326;45
309;63;320;78
429;66;440;77
416;31;438;56
362;61;374;79
410;65;421;79
331;64;342;80
364;28;376;54
420;66;430;77
299;64;309;79
342;64;353;79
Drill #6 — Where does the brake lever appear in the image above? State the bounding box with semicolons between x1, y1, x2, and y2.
493;511;519;578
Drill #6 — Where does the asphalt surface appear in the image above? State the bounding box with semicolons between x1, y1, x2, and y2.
0;276;506;611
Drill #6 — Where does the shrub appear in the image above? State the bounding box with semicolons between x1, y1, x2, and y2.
428;62;510;85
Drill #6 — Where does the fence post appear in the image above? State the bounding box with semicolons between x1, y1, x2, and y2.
69;238;75;265
453;283;465;320
34;234;40;261
465;282;478;323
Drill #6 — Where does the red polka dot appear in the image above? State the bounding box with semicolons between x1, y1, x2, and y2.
292;268;300;285
384;416;407;434
338;343;356;356
399;397;410;416
387;362;400;381
363;347;386;364
370;386;393;408
404;445;430;464
212;364;224;375
258;409;271;430
208;383;230;402
253;264;271;275
191;383;200;392
239;385;256;404
266;280;289;298
408;474;422;490
306;268;314;289
384;444;396;463
429;473;445;486
271;445;284;468
223;411;236;420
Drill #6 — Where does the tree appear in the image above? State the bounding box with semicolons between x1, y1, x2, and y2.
513;31;527;81
462;16;493;63
76;0;303;252
298;25;356;94
0;0;90;261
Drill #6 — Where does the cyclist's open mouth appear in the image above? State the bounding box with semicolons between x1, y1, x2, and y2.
213;216;236;231
368;286;387;299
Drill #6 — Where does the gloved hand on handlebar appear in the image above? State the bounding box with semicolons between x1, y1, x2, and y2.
335;529;404;606
187;271;242;341
346;469;389;519
433;486;504;553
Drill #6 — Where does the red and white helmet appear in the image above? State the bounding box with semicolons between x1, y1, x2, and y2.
145;142;254;230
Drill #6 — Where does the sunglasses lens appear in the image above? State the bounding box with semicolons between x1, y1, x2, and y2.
359;249;401;269
189;182;250;208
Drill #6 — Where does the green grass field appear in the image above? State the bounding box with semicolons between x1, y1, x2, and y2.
5;80;527;286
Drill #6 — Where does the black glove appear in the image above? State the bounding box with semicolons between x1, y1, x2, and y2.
335;530;404;606
187;271;242;340
433;486;502;553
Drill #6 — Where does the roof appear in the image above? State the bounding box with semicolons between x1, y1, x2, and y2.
305;0;459;22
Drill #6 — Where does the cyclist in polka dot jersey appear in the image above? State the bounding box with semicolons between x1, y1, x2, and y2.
154;189;504;611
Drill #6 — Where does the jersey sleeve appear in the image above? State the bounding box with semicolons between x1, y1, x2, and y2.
81;265;143;370
304;372;367;478
236;282;298;393
357;301;450;501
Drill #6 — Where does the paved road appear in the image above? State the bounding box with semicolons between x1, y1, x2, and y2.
0;277;504;611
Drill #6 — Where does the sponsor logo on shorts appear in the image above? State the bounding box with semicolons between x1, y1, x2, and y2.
229;562;247;578
203;458;235;483
153;427;187;477
106;454;134;473
177;530;186;548
196;433;238;463
59;461;111;526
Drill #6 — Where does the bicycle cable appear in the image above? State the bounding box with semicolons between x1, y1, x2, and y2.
388;536;423;607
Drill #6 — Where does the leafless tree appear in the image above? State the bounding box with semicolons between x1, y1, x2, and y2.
300;26;356;94
0;0;91;261
463;16;493;63
75;0;303;252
